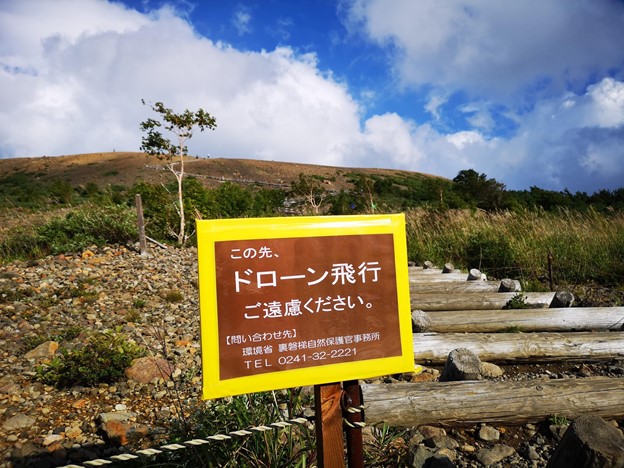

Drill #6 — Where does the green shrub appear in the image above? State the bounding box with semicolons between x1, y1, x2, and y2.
36;329;145;387
0;204;136;261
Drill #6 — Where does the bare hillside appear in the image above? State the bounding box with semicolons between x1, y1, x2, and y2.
0;152;442;191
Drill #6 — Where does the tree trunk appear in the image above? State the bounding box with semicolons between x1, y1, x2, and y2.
361;377;624;428
417;307;624;333
410;291;556;311
412;332;624;365
547;415;624;468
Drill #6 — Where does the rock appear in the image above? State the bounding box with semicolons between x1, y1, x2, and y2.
409;445;454;468
125;356;175;384
418;426;446;439
424;435;459;450
65;426;83;439
475;444;516;465
480;361;504;378
520;445;541;461
99;411;138;423
23;340;59;360
2;413;36;430
100;419;150;446
43;434;64;446
478;425;501;441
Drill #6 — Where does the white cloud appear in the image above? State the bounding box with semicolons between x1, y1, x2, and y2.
232;7;252;36
346;0;624;100
0;0;362;165
0;0;623;193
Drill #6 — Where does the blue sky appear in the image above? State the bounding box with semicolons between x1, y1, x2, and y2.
1;0;624;192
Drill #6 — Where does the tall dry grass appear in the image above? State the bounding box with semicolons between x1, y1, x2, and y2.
405;208;624;287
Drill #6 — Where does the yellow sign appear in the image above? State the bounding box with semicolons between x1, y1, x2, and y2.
196;214;413;400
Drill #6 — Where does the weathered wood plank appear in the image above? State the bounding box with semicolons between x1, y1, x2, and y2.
362;377;624;428
412;332;624;365
410;291;556;311
419;307;624;333
315;383;345;468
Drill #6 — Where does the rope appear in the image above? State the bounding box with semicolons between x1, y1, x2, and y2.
58;417;310;468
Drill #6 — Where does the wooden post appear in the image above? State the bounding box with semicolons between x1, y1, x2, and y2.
315;383;345;468
343;380;364;468
547;415;624;467
135;194;147;256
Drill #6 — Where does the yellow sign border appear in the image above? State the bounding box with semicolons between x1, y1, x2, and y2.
196;214;414;400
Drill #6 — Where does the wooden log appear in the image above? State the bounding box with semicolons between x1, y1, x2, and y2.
411;310;431;332
498;278;521;292
362;377;624;428
421;307;624;333
547;415;624;468
412;332;624;365
410;280;520;294
467;268;483;280
410;291;556;311
551;291;575;308
409;273;480;283
409;267;446;274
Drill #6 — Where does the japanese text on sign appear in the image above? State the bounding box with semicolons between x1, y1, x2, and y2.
215;234;401;380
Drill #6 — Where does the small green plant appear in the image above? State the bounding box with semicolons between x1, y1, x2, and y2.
125;308;143;323
132;298;147;309
163;289;183;303
549;414;569;426
364;422;410;466
36;329;145;387
503;293;531;310
166;390;314;467
500;325;524;333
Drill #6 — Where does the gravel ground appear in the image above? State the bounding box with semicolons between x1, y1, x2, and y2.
1;245;622;467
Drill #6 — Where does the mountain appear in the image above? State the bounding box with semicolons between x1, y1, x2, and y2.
0;152;442;192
